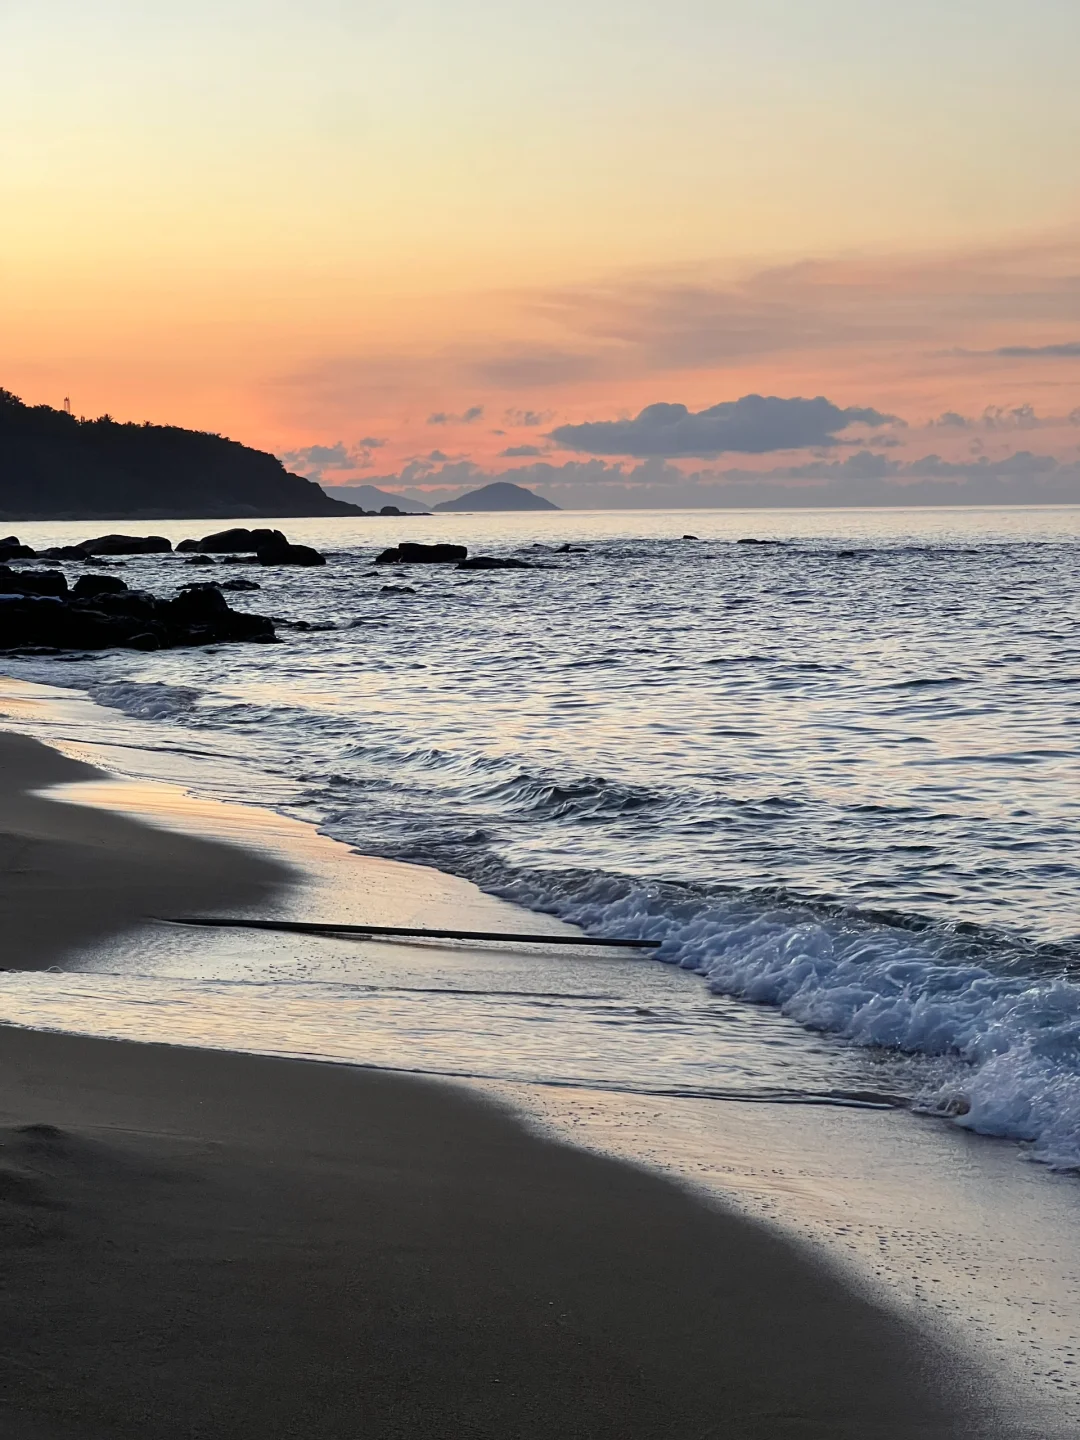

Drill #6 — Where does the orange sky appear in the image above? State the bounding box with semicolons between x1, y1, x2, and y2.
2;0;1079;497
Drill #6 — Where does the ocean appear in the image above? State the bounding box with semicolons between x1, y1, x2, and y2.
2;504;1079;1170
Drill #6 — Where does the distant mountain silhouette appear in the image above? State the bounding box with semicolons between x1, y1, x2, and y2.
321;483;429;514
433;481;559;512
0;389;363;520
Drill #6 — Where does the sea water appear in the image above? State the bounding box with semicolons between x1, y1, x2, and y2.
3;505;1079;1168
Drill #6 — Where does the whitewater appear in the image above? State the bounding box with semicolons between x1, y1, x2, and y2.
3;504;1079;1168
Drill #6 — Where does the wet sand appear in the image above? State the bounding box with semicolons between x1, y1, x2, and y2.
0;731;1002;1437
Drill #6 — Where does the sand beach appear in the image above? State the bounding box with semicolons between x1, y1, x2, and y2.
0;727;1006;1438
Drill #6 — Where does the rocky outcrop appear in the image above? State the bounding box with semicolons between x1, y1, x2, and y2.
0;535;35;561
0;569;274;652
256;538;326;566
376;543;468;565
176;527;287;554
175;528;325;565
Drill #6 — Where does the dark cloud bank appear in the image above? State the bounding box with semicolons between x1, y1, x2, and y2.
366;449;1080;509
551;395;892;457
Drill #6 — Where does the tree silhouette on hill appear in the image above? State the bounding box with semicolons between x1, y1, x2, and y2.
0;390;361;520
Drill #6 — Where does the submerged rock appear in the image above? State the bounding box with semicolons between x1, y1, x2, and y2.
376;542;468;565
455;556;534;570
0;535;36;561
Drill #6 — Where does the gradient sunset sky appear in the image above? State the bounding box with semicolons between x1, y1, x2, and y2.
3;0;1079;503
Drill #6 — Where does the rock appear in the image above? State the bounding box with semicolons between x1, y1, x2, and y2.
168;583;230;621
38;545;87;560
76;534;173;556
0;566;68;597
177;527;288;554
72;574;129;600
455;556;534;570
556;544;586;554
376;543;468;565
221;554;260;565
256;539;326;566
0;536;36;561
218;577;261;591
381;584;416;594
736;538;786;546
682;534;699;540
0;576;275;651
379;505;404;516
184;554;217;566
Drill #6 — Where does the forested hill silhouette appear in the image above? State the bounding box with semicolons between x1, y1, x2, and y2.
0;390;362;520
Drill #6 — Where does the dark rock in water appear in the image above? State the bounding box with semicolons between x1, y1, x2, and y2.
376;542;468;565
218;577;261;591
256;538;326;566
455;556;534;570
682;534;699;540
0;574;275;651
0;566;68;597
380;505;404;516
736;538;786;546
77;534;173;556
72;574;128;599
177;527;287;554
381;584;416;594
0;536;36;561
38;545;88;560
167;583;230;621
221;554;260;565
184;554;217;566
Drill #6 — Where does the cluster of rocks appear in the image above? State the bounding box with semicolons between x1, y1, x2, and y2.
176;528;325;566
0;529;326;566
375;542;533;570
0;569;275;652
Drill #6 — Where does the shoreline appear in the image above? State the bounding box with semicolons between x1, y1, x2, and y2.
0;723;1012;1436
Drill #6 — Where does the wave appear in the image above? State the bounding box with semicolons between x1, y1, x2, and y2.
453;859;1080;1170
88;679;203;720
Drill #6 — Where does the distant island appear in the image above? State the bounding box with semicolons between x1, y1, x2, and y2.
321;483;429;514
433;481;558;512
0;389;363;521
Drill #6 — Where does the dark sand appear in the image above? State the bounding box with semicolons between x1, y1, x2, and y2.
0;732;998;1438
0;733;287;969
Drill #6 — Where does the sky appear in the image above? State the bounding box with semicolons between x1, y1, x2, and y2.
2;0;1080;506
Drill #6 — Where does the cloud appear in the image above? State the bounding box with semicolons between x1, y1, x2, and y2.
531;238;1080;375
504;408;554;427
363;447;1080;510
990;341;1080;358
278;438;386;479
550;395;893;458
427;405;484;425
499;444;546;457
